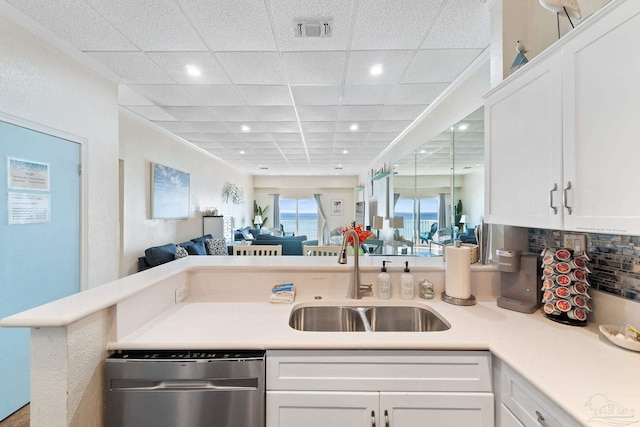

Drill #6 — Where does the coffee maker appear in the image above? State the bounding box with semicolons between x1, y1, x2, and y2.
496;249;541;313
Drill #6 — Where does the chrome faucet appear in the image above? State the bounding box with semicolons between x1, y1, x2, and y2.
338;229;372;299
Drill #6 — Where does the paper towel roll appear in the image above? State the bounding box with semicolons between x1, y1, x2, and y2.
445;245;472;299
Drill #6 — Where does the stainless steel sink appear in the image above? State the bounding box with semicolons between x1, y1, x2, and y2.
288;305;450;332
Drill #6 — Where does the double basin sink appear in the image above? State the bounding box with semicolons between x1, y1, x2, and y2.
289;304;450;332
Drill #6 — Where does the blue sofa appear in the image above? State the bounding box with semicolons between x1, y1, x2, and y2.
252;234;308;256
138;234;214;271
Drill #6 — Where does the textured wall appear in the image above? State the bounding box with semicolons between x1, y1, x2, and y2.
529;228;640;303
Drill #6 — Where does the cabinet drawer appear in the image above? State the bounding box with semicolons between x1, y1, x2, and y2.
501;363;581;427
266;350;491;392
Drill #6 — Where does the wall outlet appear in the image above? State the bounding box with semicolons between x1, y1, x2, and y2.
563;234;586;252
175;285;188;303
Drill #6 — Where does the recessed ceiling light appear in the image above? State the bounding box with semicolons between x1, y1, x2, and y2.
458;123;469;130
342;150;348;154
350;123;358;131
241;124;250;132
369;64;383;76
239;150;245;154
419;150;426;154
185;64;201;77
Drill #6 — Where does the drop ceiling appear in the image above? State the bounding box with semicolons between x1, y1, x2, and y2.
2;0;490;176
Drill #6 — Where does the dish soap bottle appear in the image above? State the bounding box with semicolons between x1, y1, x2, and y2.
378;261;391;300
401;261;414;300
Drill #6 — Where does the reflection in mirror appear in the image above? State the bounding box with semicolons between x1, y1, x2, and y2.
391;107;484;257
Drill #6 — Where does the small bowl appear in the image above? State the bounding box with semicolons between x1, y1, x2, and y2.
599;325;640;352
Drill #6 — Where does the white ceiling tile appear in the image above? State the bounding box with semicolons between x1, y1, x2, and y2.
182;85;246;106
264;122;300;133
282;52;347;85
5;0;138;51
351;0;442;50
216;52;286;84
333;132;367;142
146;52;230;84
237;85;293;106
290;86;342;106
162;106;217;121
296;106;338;121
152;121;200;132
178;0;277;51
345;51;414;84
301;122;336;133
233;132;271;141
85;0;206;51
403;49;483;83
119;85;154;105
305;132;335;142
421;0;490;49
386;83;449;105
85;52;174;84
252;106;297;121
207;107;257;121
128;85;199;106
335;121;375;132
365;132;400;141
337;106;383;121
268;0;356;51
271;133;302;142
224;122;267;133
341;85;393;105
378;105;427;120
372;120;413;132
125;106;178;121
189;122;233;132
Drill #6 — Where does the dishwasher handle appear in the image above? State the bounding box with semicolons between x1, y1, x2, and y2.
111;378;259;391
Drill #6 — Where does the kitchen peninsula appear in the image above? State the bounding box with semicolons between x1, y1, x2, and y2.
2;256;639;427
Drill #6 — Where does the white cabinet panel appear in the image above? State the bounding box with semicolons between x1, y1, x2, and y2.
499;404;526;427
266;391;378;427
562;3;640;235
381;392;494;427
485;52;563;229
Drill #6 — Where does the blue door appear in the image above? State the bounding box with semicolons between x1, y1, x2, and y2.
0;119;81;420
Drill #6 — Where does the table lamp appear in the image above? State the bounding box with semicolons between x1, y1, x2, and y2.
254;215;263;229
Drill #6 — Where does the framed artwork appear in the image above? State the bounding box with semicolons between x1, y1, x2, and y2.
151;162;190;219
331;199;344;216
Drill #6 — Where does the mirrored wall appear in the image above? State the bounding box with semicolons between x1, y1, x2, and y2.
382;107;484;256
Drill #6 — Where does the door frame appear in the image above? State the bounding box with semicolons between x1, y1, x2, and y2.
0;111;88;290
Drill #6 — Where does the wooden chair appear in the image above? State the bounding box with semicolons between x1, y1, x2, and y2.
304;245;341;256
234;245;281;256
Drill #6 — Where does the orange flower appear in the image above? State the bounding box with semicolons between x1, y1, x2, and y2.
341;224;373;244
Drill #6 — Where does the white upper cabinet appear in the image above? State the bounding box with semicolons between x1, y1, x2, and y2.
485;0;640;235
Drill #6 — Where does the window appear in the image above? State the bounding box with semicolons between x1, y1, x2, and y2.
394;197;438;243
279;197;318;240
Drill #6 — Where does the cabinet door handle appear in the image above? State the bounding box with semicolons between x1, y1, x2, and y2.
371;410;376;427
384;409;389;427
549;183;558;214
563;181;573;215
536;410;550;427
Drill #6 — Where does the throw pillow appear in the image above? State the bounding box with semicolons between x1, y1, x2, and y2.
179;240;206;256
145;243;177;267
175;245;188;259
206;238;228;256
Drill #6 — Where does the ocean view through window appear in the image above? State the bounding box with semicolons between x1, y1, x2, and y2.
394;197;438;242
280;197;318;240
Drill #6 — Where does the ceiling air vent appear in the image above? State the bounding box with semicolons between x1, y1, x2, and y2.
295;20;332;37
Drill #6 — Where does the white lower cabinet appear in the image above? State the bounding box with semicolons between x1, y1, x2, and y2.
266;350;494;427
493;358;581;427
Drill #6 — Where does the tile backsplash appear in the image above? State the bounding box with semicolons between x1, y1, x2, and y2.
528;229;640;302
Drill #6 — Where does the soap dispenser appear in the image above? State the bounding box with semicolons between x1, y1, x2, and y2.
401;261;415;300
378;261;392;299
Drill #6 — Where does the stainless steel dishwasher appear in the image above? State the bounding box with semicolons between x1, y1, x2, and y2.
105;350;265;427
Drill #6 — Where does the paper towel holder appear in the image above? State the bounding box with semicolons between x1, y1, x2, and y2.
442;241;477;306
441;292;476;306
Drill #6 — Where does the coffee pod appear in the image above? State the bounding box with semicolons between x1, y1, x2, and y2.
555;275;571;286
544;303;561;315
554;286;571;299
570;269;588;282
555;248;572;261
542;278;555;290
542;290;555;302
567;308;587;321
555;299;572;312
570;257;590;272
543;266;555;277
572;294;588;309
571;282;590;296
542;253;555;265
555;262;572;274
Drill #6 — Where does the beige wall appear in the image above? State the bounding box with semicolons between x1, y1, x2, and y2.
0;13;119;289
119;112;253;275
